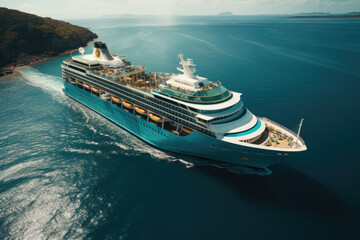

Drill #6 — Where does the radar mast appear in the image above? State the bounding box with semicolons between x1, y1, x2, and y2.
177;53;196;79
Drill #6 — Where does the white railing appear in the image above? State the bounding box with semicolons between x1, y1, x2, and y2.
258;117;306;145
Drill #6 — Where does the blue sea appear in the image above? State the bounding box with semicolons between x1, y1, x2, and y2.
1;16;360;239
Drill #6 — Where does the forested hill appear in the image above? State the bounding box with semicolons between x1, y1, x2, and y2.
0;7;98;69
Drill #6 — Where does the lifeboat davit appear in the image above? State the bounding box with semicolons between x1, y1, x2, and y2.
68;78;76;84
123;101;134;109
135;106;147;115
84;83;90;89
101;93;111;101
112;96;121;102
149;113;162;122
91;87;99;92
182;126;193;134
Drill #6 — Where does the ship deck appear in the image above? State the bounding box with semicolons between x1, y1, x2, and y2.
256;127;299;149
222;117;305;151
256;117;305;150
65;59;170;93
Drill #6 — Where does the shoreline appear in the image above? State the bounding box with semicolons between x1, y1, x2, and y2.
0;49;76;78
289;15;360;19
0;39;96;78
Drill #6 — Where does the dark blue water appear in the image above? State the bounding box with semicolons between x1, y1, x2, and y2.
1;16;360;239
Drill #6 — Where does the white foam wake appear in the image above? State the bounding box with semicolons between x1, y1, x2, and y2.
63;96;191;166
17;67;65;101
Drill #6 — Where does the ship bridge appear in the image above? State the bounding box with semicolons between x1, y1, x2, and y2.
158;53;232;104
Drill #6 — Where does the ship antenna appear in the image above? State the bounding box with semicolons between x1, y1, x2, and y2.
295;118;304;145
177;52;195;79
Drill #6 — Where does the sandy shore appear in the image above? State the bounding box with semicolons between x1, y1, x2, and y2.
0;49;75;77
0;40;96;78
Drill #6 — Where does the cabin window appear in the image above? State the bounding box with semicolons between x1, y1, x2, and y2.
73;60;90;67
68;65;86;73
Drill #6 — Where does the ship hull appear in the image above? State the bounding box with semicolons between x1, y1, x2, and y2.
63;82;283;168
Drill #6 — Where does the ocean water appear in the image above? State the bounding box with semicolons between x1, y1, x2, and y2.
1;16;360;239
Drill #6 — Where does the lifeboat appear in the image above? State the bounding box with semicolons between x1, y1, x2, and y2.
123;101;134;109
149;113;162;122
182;126;193;134
91;87;99;92
112;96;121;102
135;106;147;115
83;83;90;89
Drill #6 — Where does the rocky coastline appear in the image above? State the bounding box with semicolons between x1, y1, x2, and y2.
0;7;98;77
1;51;61;76
0;45;93;77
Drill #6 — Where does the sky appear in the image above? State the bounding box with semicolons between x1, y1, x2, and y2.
1;0;360;19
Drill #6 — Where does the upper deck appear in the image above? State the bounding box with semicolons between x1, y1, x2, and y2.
65;42;239;112
157;81;232;104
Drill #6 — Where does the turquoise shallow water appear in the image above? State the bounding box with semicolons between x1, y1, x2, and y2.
1;16;360;239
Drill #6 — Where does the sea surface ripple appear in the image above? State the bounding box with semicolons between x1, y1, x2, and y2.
1;16;360;239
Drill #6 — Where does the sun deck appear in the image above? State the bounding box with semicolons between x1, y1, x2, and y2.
65;59;171;93
254;127;298;149
256;117;306;150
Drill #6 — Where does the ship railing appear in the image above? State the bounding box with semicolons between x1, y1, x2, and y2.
83;70;194;120
64;69;214;137
88;72;196;116
89;66;146;79
258;117;305;145
67;67;193;120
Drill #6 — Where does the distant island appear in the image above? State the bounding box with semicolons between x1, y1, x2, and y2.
295;12;331;16
103;14;136;18
217;11;233;16
0;7;98;76
290;12;360;19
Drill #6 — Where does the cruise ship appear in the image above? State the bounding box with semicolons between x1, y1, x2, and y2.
61;41;307;168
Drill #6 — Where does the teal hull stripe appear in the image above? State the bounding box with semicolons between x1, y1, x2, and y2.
225;119;261;137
